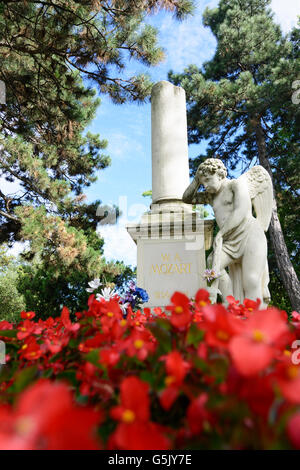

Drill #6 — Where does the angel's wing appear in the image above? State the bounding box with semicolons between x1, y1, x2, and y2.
239;166;273;232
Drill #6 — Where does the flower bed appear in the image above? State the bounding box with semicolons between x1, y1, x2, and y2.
0;290;300;450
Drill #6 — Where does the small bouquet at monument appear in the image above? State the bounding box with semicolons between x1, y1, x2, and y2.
203;268;221;303
121;281;149;315
86;278;149;316
203;268;220;286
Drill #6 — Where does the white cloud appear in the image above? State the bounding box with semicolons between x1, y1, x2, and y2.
105;132;144;161
97;222;137;267
0;176;22;196
150;0;219;75
148;0;298;78
271;0;299;33
7;241;29;257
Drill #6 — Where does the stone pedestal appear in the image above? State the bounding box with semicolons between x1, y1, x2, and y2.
127;213;214;307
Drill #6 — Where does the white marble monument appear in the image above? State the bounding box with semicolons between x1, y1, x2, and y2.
126;81;213;308
183;159;273;306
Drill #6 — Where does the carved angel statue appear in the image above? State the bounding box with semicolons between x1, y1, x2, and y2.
182;158;273;306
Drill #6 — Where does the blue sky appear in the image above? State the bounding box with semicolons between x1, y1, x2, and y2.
83;0;299;268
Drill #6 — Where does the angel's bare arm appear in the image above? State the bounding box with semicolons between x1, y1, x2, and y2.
182;176;209;205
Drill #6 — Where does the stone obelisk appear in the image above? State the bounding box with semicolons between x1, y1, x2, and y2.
151;81;190;212
126;81;213;307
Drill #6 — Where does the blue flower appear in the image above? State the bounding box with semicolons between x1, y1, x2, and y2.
135;287;149;303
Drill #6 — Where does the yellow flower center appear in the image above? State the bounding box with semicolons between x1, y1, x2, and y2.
21;344;28;350
134;339;144;349
15;417;34;436
120;319;127;327
252;330;264;342
107;312;114;318
122;409;135;423
174;306;183;314
287;366;299;380
198;300;207;307
165;375;175;386
20;328;26;332
284;350;291;357
216;330;229;342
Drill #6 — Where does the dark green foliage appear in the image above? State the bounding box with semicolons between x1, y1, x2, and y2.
17;258;136;319
169;0;299;308
0;0;194;276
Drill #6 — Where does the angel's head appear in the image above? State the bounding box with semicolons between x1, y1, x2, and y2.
196;158;227;193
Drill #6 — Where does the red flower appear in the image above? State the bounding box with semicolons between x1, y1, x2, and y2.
195;289;210;308
164;350;190;386
0;320;13;331
19;337;42;361
233;374;275;419
229;308;289;376
202;304;242;349
60;306;80;333
21;311;36;320
0;321;13;340
0;380;101;449
243;298;261;312
78;333;106;353
187;393;210;435
124;330;156;361
110;376;169;450
99;300;124;335
43;336;64;355
159;351;190;410
292;311;300;322
166;292;192;329
287;413;300;449
17;320;36;340
159;387;180;411
110;421;170;450
274;358;300;404
99;347;120;368
111;376;150;423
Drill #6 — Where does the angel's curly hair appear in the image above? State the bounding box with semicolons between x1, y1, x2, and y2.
197;158;227;179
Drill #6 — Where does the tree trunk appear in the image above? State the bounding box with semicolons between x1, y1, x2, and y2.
254;119;300;312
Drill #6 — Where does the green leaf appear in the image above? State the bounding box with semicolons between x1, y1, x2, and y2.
0;330;17;338
140;370;155;386
193;357;210;373
186;323;205;347
147;322;172;353
84;349;101;367
11;366;38;395
68;338;79;348
155;318;172;331
42;368;53;379
56;370;78;387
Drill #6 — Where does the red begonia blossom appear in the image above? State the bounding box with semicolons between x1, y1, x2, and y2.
110;376;170;450
0;379;101;450
166;292;192;329
229;308;289;376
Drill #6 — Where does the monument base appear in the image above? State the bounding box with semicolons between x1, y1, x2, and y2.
126;213;214;308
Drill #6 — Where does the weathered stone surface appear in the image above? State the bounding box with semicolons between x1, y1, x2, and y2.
127;216;214;307
183;158;273;306
151;81;190;208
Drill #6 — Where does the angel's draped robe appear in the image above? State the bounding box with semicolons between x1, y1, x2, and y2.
221;215;270;303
